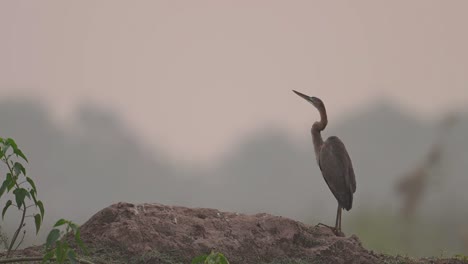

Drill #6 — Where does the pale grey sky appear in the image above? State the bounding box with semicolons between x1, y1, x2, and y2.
1;1;467;162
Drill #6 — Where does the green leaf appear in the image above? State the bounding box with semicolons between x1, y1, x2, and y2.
0;179;9;198
54;218;68;227
34;214;42;234
69;222;78;233
74;228;88;254
1;142;11;157
191;254;208;264
204;252;229;264
15;148;28;162
2;200;12;219
0;137;4;155
6;173;15;191
30;189;38;204
26;177;36;191
13;162;26;176
41;250;55;264
57;242;69;263
67;250;78;264
46;229;61;249
13;188;28;208
6;138;28;162
218;255;229;264
6;138;17;150
55;241;64;262
37;200;45;219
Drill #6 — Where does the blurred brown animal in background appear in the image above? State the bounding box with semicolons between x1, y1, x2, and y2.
396;145;441;219
395;114;458;220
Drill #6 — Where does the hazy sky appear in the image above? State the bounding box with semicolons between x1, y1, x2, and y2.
1;1;467;162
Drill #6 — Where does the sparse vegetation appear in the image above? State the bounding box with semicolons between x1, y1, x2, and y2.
42;219;88;264
191;251;230;264
0;137;44;258
0;137;91;263
454;254;468;261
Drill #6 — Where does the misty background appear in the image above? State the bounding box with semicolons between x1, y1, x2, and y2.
1;0;468;258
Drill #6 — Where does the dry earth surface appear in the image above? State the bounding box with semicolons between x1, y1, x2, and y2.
4;202;468;264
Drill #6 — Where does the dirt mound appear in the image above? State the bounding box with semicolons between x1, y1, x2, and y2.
6;202;467;263
75;202;464;264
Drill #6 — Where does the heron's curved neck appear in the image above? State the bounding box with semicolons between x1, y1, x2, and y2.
311;106;328;160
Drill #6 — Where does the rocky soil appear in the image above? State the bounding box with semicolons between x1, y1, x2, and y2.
6;202;468;264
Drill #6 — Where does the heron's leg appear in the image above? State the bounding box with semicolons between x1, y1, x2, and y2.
335;204;340;230
338;206;342;232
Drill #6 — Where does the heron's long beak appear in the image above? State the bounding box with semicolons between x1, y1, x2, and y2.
292;90;313;103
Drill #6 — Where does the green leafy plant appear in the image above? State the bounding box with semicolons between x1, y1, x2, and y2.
42;219;88;264
0;137;44;258
0;137;91;263
454;254;468;261
191;251;230;264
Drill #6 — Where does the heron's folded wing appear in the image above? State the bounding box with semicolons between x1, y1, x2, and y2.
319;136;355;210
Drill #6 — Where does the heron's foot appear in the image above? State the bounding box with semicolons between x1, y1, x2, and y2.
315;223;336;232
315;222;333;228
315;223;345;237
333;229;345;237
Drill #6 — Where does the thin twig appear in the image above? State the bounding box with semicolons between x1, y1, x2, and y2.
6;204;26;257
13;231;26;251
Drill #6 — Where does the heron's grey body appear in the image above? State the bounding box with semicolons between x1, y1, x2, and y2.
318;136;356;211
293;90;356;234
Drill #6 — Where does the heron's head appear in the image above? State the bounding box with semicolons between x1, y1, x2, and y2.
292;90;324;109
